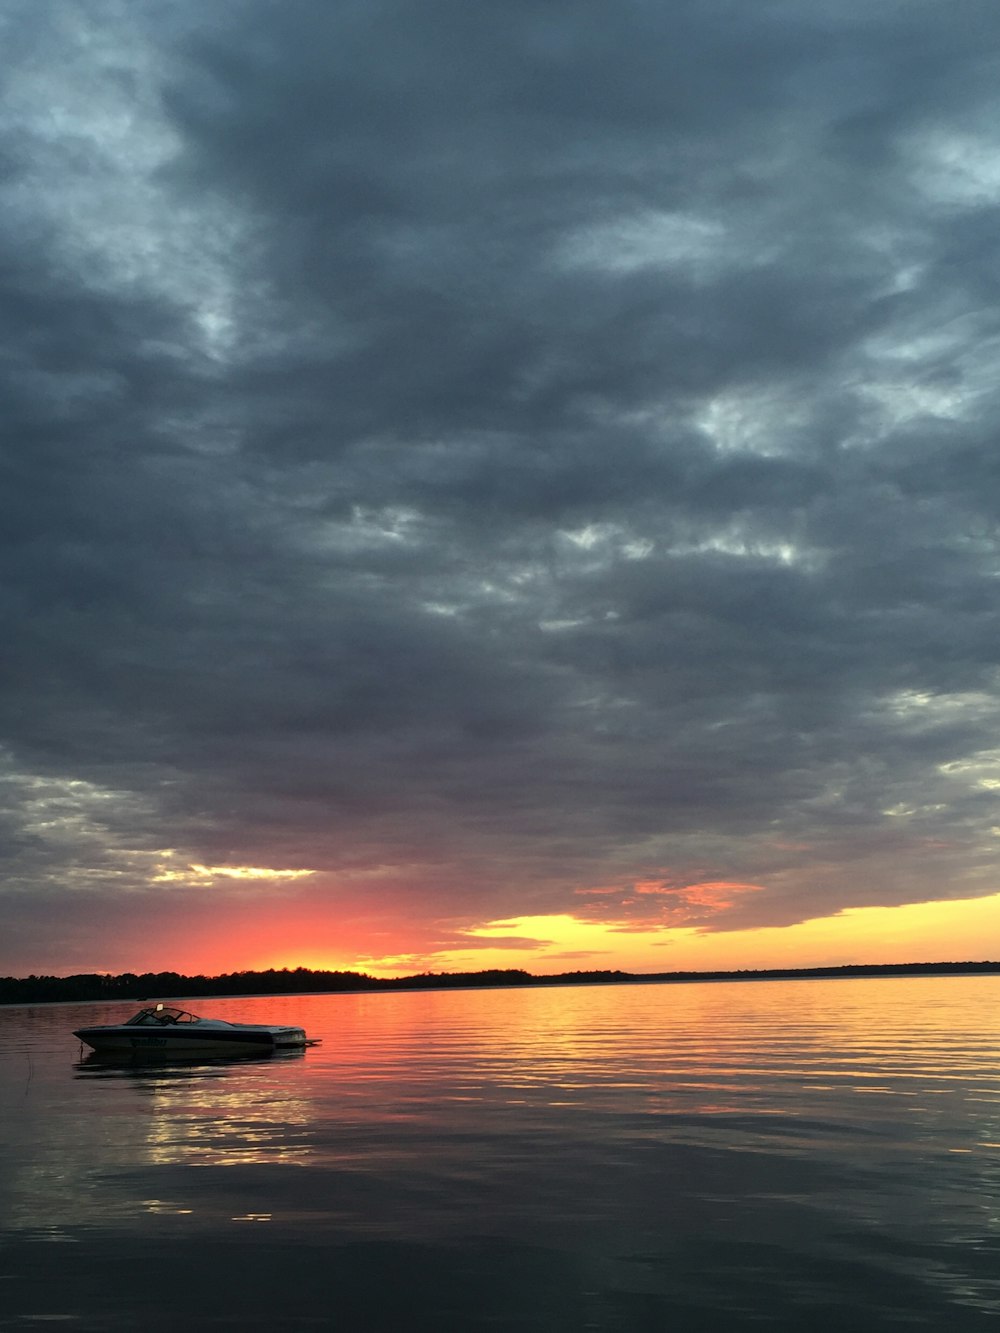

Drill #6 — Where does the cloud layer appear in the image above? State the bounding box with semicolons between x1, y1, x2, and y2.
3;0;1000;971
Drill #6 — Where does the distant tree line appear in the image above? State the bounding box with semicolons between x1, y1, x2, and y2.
1;960;999;1005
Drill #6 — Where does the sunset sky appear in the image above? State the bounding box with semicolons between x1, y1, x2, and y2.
3;0;1000;980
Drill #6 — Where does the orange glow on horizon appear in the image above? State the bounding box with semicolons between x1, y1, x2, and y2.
247;889;1000;980
40;885;1000;981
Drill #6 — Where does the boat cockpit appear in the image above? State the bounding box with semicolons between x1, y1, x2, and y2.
124;1005;202;1026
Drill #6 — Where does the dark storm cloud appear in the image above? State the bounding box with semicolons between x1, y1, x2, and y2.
3;0;1000;968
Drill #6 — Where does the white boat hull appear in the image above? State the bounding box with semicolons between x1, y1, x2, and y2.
76;1027;307;1054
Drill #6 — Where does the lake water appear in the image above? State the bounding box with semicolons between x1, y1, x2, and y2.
2;976;1000;1331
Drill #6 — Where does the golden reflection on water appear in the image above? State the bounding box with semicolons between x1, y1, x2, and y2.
137;1068;315;1168
3;975;1000;1239
324;975;1000;1147
312;973;996;1082
4;977;1000;1328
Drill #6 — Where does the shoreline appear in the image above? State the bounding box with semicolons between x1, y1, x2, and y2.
3;959;1000;1006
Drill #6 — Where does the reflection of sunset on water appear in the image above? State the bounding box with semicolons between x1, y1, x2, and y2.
4;975;1000;1331
306;976;1000;1136
138;1066;314;1170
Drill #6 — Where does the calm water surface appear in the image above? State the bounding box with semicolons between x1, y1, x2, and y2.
2;976;1000;1330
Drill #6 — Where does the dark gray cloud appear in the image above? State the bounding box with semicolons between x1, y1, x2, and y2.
3;0;1000;971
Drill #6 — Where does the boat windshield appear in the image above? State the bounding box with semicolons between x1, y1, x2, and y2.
124;1005;200;1026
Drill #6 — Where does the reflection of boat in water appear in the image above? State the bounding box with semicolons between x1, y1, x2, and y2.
74;1045;307;1074
74;1003;319;1056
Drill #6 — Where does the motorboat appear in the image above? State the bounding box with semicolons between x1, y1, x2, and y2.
74;1003;317;1055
